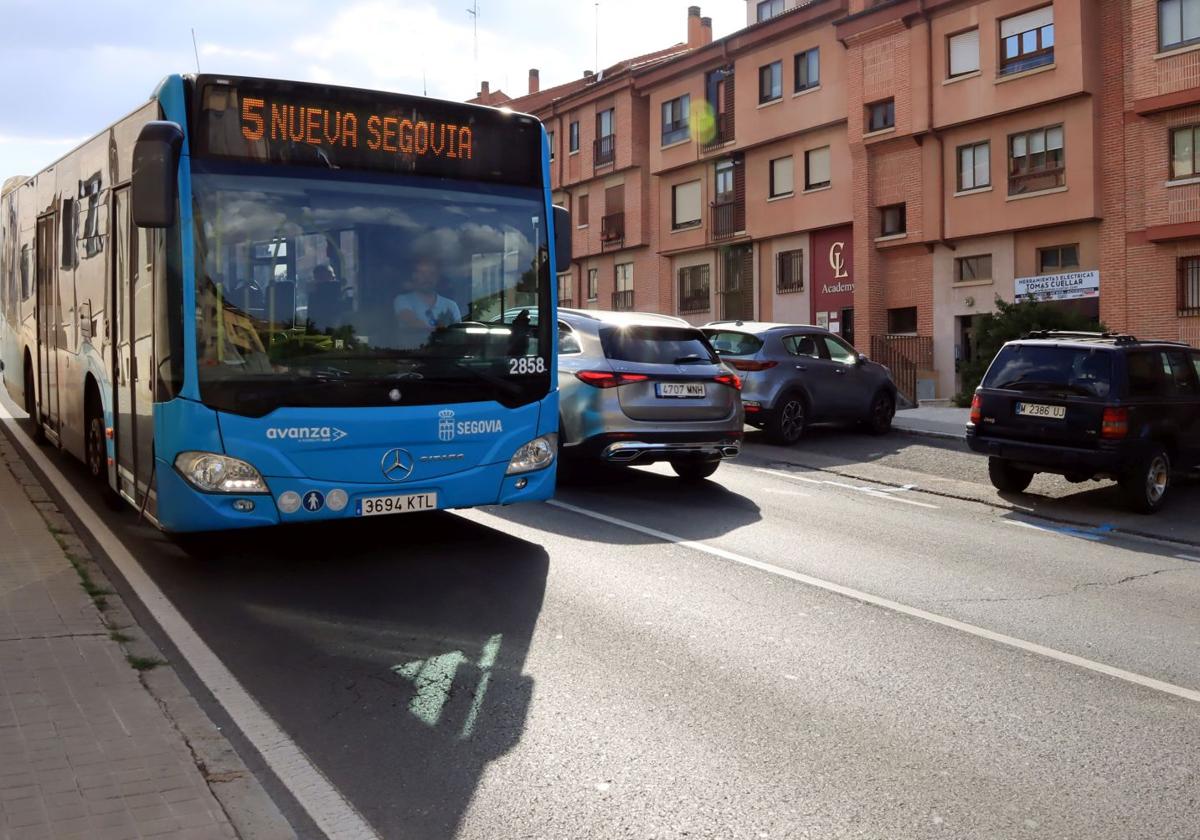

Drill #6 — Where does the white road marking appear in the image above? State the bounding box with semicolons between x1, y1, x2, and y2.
762;488;813;497
0;396;381;840
753;467;940;509
1178;554;1200;563
532;499;1200;705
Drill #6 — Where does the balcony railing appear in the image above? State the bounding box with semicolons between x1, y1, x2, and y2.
710;198;740;239
594;134;616;167
612;289;634;311
700;113;734;154
601;212;625;250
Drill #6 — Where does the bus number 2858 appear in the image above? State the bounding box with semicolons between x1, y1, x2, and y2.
509;357;547;375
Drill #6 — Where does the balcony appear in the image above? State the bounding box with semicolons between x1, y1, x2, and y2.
612;289;634;311
710;198;740;239
594;134;616;168
700;113;734;155
601;212;625;251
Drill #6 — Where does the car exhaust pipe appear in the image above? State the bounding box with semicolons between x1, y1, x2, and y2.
721;445;740;458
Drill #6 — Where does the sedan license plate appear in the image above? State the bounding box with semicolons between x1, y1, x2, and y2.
357;493;438;517
1016;402;1066;420
656;382;706;399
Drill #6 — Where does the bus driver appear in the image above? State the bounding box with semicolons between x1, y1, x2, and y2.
393;257;461;333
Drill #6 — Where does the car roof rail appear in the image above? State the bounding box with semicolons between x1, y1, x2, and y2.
1022;330;1139;344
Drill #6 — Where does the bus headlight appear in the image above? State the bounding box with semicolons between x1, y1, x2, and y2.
174;452;269;494
506;434;557;475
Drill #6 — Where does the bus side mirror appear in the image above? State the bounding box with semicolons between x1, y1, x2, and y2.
553;205;571;275
132;121;184;228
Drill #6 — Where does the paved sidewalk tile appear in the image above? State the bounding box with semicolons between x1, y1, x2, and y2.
0;452;237;839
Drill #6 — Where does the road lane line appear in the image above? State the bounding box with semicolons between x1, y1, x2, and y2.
540;499;1200;705
0;397;381;840
752;467;940;509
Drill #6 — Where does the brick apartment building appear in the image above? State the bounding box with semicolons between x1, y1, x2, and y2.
478;0;1200;402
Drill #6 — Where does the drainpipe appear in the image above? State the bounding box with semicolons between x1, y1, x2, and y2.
923;0;947;250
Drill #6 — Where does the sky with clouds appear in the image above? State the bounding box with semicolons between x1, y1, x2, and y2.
0;0;747;179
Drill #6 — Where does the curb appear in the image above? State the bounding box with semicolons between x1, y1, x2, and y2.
891;424;968;443
0;434;297;840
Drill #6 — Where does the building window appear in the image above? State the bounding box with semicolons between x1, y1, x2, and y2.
672;180;702;230
957;141;991;191
948;28;981;77
769;156;794;198
595;109;615;166
757;0;785;22
759;61;783;104
1160;0;1200;51
804;146;831;190
569;121;580;153
1179;255;1200;314
794;48;819;92
558;273;572;306
678;265;711;313
867;99;895;133
880;204;906;237
578;194;589;227
1009;125;1064;195
587;268;598;301
955;254;993;283
1000;6;1055;76
1038;244;1079;274
776;249;804;293
613;263;634;310
547;131;555;162
887;307;919;335
662;94;690;146
1171;125;1200;180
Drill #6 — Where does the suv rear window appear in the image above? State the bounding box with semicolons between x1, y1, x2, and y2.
601;327;718;364
983;344;1114;398
704;331;764;356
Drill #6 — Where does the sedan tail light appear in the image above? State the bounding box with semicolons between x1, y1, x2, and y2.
575;370;650;389
727;359;778;372
969;393;982;426
1101;406;1129;440
713;372;743;391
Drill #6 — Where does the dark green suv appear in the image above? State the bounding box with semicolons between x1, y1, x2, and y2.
966;332;1200;513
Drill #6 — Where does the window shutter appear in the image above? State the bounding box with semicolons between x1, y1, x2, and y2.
1001;6;1053;38
949;29;980;75
605;184;625;214
975;144;990;187
673;180;702;227
806;146;830;187
1046;126;1064;151
772;157;794;195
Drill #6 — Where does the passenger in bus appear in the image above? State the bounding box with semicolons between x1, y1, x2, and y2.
393;258;462;347
306;264;345;331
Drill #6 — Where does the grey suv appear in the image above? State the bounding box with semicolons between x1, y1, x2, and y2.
702;321;898;445
557;310;744;480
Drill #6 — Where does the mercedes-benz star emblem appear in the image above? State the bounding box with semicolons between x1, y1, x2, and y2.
381;448;415;482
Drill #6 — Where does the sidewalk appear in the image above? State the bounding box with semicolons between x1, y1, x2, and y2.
0;438;238;839
893;405;971;441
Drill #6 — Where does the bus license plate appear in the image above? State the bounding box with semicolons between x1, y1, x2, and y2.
357;493;438;517
1016;402;1066;420
656;382;706;399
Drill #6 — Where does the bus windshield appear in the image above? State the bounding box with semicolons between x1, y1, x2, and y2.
190;161;551;416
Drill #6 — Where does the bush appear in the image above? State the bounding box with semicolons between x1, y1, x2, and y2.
953;297;1105;406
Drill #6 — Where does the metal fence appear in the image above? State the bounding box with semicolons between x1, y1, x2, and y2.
870;334;934;406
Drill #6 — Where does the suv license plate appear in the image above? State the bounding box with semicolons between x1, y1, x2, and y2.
357;493;438;517
1016;402;1066;420
656;382;706;399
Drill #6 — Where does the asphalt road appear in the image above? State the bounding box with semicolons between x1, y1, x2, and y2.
8;418;1200;840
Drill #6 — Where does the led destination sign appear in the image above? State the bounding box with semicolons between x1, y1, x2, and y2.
193;75;542;185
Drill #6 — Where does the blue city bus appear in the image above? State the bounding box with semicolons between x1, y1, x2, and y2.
0;74;569;532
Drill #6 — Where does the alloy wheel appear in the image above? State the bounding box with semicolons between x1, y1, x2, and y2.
781;400;805;442
1145;454;1170;505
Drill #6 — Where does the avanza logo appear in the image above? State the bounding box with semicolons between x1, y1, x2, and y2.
266;427;348;443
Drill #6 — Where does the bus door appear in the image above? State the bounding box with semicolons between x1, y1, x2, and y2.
111;187;156;509
34;213;59;437
111;188;135;501
132;225;155;510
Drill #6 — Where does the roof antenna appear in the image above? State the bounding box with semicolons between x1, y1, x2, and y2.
191;28;201;73
594;1;600;73
467;2;479;65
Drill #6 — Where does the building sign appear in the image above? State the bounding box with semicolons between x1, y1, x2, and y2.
1015;270;1100;302
811;225;854;327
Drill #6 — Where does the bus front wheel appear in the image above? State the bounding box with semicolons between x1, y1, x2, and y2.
85;384;123;510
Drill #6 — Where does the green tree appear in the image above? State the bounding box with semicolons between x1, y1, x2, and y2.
954;297;1105;405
